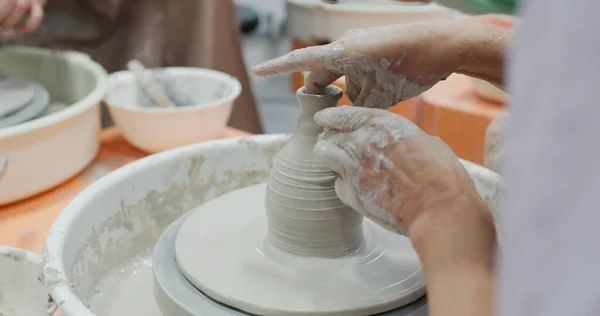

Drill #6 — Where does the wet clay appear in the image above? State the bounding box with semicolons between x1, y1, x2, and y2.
265;86;363;258
174;86;425;315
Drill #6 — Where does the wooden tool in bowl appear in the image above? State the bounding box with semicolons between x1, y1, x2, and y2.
127;60;177;108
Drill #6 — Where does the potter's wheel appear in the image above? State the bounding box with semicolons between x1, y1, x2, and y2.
153;85;427;316
0;75;50;128
154;184;427;316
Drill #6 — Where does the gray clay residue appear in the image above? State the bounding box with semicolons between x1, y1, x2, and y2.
67;138;286;302
3;251;26;263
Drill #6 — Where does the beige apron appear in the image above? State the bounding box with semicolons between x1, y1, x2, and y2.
8;0;262;133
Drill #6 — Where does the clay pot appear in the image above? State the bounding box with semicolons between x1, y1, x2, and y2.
265;86;364;257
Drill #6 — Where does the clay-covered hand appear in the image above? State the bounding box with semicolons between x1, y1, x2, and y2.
313;106;488;236
252;18;508;109
0;0;45;39
253;20;460;108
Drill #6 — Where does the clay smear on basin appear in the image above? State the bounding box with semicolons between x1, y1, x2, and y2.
46;138;285;315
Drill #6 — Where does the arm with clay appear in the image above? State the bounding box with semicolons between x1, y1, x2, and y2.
455;16;515;88
252;18;510;108
313;106;496;316
410;198;496;316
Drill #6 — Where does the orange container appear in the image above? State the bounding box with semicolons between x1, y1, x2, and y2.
421;74;505;164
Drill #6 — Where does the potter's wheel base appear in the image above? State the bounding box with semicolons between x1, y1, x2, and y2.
155;184;426;316
153;212;248;316
153;210;429;316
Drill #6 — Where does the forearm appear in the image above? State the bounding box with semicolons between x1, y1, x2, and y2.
454;18;512;88
426;259;495;316
408;196;497;316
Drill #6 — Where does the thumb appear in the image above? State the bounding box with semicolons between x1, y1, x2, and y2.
314;106;380;132
313;140;356;177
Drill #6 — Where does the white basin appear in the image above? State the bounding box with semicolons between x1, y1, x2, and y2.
0;46;108;206
39;134;502;315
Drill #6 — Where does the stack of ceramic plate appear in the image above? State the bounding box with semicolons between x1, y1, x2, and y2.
0;74;50;128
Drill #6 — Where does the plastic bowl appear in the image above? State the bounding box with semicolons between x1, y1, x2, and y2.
0;46;108;206
105;67;242;153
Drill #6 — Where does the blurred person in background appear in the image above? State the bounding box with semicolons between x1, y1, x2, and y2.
0;0;262;133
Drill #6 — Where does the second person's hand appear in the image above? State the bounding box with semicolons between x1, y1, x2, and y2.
0;0;45;39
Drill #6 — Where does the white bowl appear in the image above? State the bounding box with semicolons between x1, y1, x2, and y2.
105;68;242;153
0;246;54;315
42;134;502;316
286;0;457;42
0;46;108;206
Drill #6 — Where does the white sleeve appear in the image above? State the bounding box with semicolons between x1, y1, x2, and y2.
499;0;600;315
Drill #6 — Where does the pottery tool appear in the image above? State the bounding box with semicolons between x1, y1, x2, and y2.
127;60;177;108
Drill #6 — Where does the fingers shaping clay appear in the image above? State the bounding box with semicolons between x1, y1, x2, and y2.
174;86;425;315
